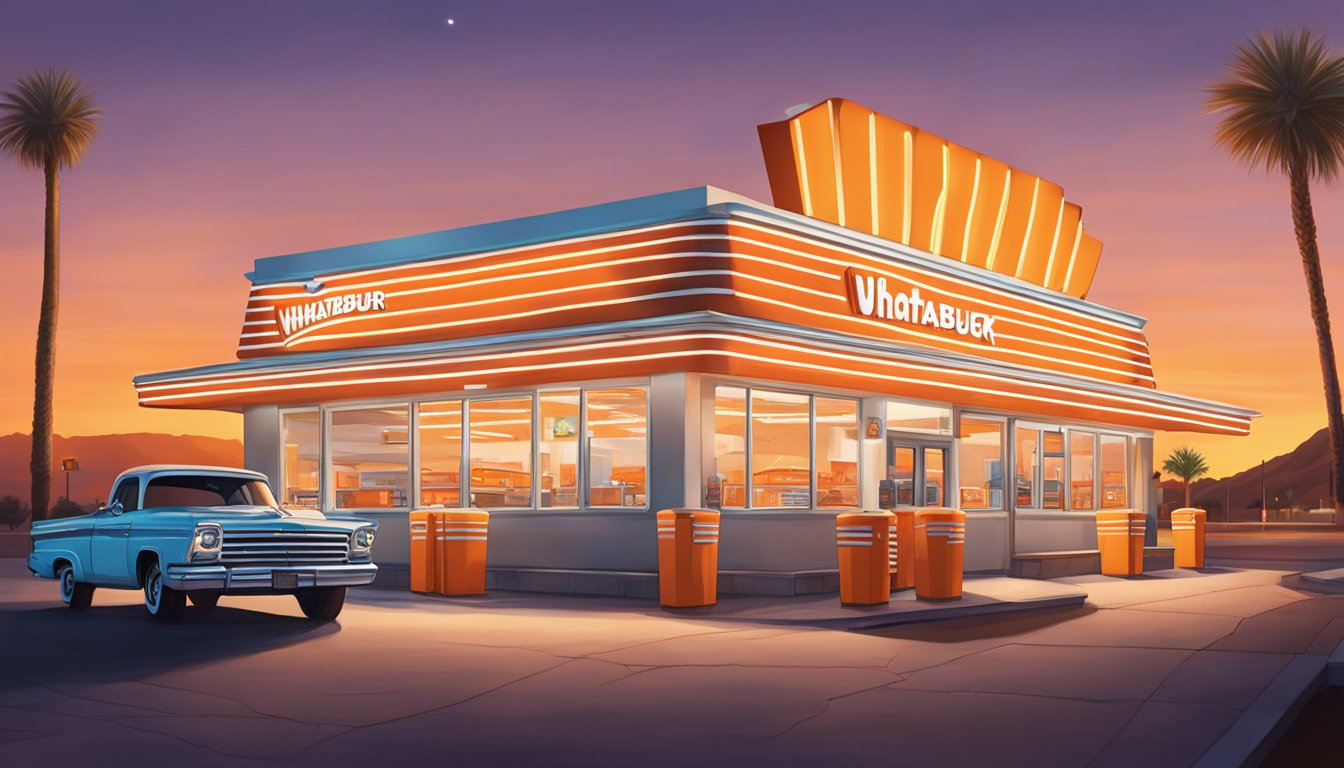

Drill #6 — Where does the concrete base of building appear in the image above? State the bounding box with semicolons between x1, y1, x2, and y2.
372;564;847;598
1011;546;1175;579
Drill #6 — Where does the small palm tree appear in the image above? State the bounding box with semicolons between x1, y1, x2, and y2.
1163;447;1210;508
1206;29;1344;525
0;70;101;522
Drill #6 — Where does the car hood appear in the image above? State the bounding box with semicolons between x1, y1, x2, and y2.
174;506;368;532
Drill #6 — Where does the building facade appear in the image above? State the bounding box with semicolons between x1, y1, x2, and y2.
135;100;1255;591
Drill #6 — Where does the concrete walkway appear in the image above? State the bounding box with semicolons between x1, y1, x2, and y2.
2;558;1343;766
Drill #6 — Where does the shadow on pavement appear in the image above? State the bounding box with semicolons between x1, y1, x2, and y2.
0;602;337;690
859;604;1095;642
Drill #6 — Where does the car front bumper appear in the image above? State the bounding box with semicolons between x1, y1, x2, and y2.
163;563;378;592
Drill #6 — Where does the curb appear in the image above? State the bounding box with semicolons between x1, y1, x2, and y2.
659;592;1089;631
1192;655;1327;768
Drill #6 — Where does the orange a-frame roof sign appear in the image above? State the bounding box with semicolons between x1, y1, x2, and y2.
759;98;1103;299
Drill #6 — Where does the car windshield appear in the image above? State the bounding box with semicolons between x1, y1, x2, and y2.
142;475;278;509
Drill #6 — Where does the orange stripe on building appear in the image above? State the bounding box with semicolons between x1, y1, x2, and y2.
232;220;1156;388
138;332;1250;435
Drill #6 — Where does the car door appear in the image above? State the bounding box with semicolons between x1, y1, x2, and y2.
91;477;139;585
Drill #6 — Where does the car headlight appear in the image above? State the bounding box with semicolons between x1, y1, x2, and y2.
190;522;223;562
353;527;375;550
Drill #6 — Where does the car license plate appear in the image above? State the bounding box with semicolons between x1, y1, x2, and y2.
272;572;299;589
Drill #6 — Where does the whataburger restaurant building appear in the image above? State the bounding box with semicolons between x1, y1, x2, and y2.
135;99;1256;593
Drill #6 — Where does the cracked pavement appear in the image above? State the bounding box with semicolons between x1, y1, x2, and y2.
2;557;1344;767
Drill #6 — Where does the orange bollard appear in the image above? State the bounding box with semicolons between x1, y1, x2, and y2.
1171;508;1206;569
888;509;916;591
836;511;893;605
657;509;720;607
409;511;437;593
914;508;965;600
412;508;489;595
1096;510;1145;576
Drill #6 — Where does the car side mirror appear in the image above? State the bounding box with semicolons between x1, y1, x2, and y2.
109;500;124;516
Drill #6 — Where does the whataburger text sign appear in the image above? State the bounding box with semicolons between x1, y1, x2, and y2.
843;267;997;346
275;290;387;339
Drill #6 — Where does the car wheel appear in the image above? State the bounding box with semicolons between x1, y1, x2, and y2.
143;560;186;623
295;586;347;620
188;591;221;615
57;563;94;611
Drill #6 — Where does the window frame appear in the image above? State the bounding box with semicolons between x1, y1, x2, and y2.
955;414;1008;511
715;384;862;511
1011;420;1132;513
278;407;322;510
310;382;651;514
326;402;414;512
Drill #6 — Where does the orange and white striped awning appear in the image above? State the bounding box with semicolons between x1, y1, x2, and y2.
136;319;1255;435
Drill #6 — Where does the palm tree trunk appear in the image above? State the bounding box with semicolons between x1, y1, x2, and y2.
29;160;57;522
1288;162;1344;528
1184;481;1191;508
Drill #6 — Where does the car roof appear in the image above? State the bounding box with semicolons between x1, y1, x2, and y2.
120;465;268;480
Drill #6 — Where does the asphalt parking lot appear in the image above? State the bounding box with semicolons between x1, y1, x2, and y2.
3;547;1344;767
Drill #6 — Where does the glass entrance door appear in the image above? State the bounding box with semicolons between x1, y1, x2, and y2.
887;441;948;508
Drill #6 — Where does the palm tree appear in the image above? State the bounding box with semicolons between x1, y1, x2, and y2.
1207;29;1344;526
1162;446;1210;508
0;70;101;522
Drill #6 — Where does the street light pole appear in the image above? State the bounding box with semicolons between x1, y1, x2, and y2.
60;458;79;504
1261;459;1267;529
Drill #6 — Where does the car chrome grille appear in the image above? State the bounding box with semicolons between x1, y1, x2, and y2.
220;530;351;565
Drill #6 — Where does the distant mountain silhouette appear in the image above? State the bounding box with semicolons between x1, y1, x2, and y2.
1162;428;1332;520
0;433;242;507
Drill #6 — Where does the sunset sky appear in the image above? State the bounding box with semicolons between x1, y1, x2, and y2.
1;0;1343;479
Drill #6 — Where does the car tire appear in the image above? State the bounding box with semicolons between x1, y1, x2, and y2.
295;586;346;620
143;560;186;623
57;563;95;611
188;591;221;615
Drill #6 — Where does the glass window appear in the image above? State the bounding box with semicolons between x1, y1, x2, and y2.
280;410;320;508
468;398;534;509
924;447;945;506
143;475;277;509
1014;426;1037;508
886;400;952;435
417;400;462;507
890;445;916;506
1041;430;1065;510
331;406;410;509
1070;431;1096;510
957;417;1003;510
585;388;647;507
539;391;580;508
1100;434;1129;508
750;390;811;508
714;386;747;508
112;478;140;512
815;397;859;508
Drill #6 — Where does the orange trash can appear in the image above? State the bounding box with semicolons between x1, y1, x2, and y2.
657;508;720;607
836;511;893;605
409;508;489;595
1171;508;1207;569
1096;510;1145;576
914;508;965;600
888;509;916;591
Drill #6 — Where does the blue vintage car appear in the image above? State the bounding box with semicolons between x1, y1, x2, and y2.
28;465;377;622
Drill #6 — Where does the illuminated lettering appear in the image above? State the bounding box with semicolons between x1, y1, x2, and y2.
275;290;388;340
844;267;997;345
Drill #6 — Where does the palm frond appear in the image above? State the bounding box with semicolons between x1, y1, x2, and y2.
1161;447;1210;484
0;68;102;170
1205;27;1344;181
